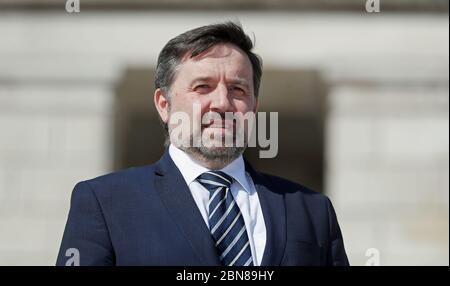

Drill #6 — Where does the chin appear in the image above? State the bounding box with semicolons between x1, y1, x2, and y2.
187;145;245;161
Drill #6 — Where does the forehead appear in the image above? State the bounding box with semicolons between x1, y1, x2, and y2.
177;43;253;81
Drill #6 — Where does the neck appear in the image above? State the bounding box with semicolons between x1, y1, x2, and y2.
176;145;244;170
187;154;232;170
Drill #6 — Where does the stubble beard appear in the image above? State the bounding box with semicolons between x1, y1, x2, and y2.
177;132;246;170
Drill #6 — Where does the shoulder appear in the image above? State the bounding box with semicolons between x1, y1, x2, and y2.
72;164;156;200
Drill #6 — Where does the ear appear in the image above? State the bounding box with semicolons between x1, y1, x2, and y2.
154;88;170;123
254;97;260;113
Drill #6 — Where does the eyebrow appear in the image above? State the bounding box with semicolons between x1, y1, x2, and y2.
189;77;214;85
228;78;250;86
189;77;250;86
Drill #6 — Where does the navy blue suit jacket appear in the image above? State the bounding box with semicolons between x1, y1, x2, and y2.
56;150;349;266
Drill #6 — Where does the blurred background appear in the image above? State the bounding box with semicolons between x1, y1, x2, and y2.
0;0;448;265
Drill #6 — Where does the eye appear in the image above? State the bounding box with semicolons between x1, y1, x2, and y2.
194;84;211;93
231;86;246;95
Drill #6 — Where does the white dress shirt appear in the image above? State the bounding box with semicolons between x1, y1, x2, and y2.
168;144;267;266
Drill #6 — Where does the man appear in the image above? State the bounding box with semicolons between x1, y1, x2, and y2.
56;22;349;266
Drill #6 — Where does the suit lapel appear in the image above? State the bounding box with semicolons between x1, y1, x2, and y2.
153;150;221;266
152;150;287;266
245;161;287;266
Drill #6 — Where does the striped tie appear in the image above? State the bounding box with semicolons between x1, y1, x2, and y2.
197;171;254;266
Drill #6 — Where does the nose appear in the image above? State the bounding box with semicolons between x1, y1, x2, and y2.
209;84;234;112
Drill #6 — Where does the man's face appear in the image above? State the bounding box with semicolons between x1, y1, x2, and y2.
155;43;259;164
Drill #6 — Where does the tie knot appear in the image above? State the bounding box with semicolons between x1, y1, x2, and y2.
196;171;233;191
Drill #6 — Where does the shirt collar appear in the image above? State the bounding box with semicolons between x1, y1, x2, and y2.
168;144;253;194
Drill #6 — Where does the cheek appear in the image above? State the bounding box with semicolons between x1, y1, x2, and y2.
169;95;191;114
169;96;212;126
234;99;256;113
173;92;209;111
190;97;212;117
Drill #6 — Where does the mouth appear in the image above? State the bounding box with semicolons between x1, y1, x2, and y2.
202;120;235;130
